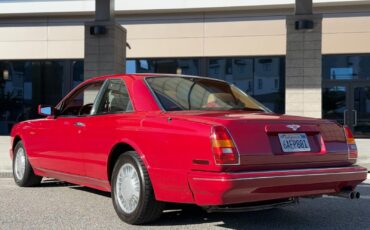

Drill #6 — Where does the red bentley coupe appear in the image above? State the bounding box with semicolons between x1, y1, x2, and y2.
10;74;367;224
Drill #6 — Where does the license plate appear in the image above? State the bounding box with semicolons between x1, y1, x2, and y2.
278;133;311;152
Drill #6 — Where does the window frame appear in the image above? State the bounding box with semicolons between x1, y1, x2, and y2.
56;80;106;118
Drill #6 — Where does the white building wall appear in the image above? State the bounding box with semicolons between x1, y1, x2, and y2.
0;18;84;60
0;0;370;60
0;14;287;60
323;14;370;54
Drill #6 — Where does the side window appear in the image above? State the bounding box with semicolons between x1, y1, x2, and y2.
60;81;104;116
95;79;133;114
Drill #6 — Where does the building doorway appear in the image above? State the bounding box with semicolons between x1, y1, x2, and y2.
323;81;370;138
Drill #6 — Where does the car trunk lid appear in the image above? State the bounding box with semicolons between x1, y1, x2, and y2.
167;111;350;170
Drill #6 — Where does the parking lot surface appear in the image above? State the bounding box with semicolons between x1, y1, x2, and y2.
0;177;369;230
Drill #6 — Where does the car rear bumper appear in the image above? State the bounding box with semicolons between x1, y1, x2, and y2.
188;166;368;206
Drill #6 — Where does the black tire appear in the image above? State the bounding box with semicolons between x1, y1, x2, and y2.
12;141;42;187
111;151;164;225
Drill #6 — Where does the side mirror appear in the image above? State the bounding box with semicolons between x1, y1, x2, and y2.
38;105;56;116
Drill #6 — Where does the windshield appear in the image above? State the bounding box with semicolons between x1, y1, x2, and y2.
146;76;270;112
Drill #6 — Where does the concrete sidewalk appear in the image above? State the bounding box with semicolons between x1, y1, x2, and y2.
356;139;370;170
0;136;369;174
0;136;10;174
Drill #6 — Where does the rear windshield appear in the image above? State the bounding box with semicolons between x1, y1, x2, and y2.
146;76;270;112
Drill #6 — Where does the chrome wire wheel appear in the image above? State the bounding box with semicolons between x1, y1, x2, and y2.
14;147;26;180
116;163;141;214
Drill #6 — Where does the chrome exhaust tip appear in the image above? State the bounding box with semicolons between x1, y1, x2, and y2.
349;191;355;199
355;191;360;199
331;190;359;199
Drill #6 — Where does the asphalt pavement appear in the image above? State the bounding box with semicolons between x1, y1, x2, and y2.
0;177;369;230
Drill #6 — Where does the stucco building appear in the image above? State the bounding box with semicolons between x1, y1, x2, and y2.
0;0;370;142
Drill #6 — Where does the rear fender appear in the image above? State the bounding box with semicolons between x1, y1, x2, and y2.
112;138;151;170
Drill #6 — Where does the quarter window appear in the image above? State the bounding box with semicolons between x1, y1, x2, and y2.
95;79;133;114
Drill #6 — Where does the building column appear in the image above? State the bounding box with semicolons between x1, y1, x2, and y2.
84;0;127;80
285;0;322;118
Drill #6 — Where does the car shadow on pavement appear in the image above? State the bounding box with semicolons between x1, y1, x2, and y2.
36;179;370;229
71;186;111;198
38;179;73;188
152;183;370;230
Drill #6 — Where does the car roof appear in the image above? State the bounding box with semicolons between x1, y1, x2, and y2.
84;73;227;83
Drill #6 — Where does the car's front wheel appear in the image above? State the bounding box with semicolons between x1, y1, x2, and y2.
12;141;42;187
111;151;164;225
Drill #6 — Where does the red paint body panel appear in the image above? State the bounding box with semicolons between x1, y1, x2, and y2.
188;166;367;205
10;74;368;206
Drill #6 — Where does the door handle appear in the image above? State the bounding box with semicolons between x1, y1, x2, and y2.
343;109;348;125
74;122;86;127
352;110;357;127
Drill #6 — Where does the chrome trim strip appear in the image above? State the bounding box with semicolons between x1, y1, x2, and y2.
37;167;109;185
222;166;365;175
192;170;368;182
142;73;228;83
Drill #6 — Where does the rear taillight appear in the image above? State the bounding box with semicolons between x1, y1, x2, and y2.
211;126;240;165
343;126;358;160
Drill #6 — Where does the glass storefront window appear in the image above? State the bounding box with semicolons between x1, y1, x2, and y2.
1;57;285;135
1;61;38;135
323;54;370;137
72;60;84;88
207;57;285;114
127;57;285;114
323;55;370;80
126;59;200;75
0;60;83;135
322;86;347;124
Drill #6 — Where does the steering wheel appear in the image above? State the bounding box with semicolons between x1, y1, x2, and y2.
78;103;94;116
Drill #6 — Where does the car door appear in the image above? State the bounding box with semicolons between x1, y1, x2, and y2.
38;80;105;175
78;78;135;181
